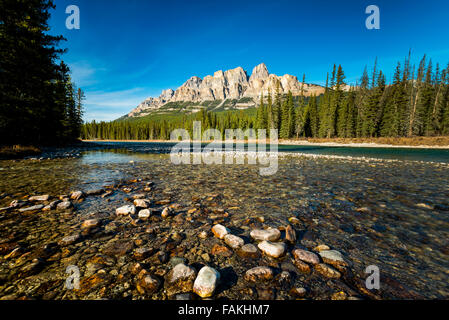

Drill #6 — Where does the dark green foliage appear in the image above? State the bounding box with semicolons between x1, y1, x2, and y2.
0;0;83;145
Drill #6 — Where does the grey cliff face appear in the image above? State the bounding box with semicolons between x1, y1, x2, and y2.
127;63;326;117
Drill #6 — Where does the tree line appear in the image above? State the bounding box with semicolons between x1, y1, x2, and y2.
0;0;84;146
83;53;449;141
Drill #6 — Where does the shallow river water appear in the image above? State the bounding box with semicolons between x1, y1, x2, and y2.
0;142;448;300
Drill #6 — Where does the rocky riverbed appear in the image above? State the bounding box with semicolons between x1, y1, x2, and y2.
0;148;448;300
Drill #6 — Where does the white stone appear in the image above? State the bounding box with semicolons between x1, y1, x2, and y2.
138;209;151;220
250;228;281;241
193;266;220;298
224;234;244;249
258;241;286;258
211;224;229;239
116;205;136;216
29;195;49;201
134;199;150;208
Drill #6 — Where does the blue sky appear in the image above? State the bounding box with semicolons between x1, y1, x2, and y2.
48;0;449;121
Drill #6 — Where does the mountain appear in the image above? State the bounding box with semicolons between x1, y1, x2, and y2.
126;63;326;118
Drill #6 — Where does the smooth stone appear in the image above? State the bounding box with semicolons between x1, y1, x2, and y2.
18;204;44;212
292;249;320;265
161;207;173;219
293;259;311;273
138;209;151;220
250;228;281;241
169;257;187;267
314;244;330;252
81;219;101;230
165;263;197;296
211;224;230;239
224;234;244;249
314;263;341;278
43;200;60;211
134;199;150;208
258;241;286;258
237;244;260;259
59;234;81;246
193;266;220;298
319;250;348;267
290;287;307;298
56;201;72;210
134;247;154;260
244;266;274;282
10;200;27;208
70;191;84;200
211;244;233;257
285;225;296;244
136;274;160;295
85;189;105;196
28;195;49;201
116;205;136;216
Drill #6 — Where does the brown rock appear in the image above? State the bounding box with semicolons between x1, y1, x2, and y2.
211;244;233;257
244;266;274;282
285;225;296;244
314;263;341;279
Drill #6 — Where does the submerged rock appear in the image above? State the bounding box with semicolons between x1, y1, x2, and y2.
314;263;341;278
136;274;160;295
165;263;197;296
138;209;151;220
292;249;320;265
224;234;244;249
134;199;151;208
29;195;49;201
318;250;348;267
18;204;44;212
56;201;72;210
70;191;84;200
237;243;260;259
193;266;220;298
244;266;274;282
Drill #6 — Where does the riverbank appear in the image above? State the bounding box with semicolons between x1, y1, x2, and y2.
82;136;449;149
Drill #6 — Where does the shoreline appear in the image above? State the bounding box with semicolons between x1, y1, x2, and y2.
82;138;449;149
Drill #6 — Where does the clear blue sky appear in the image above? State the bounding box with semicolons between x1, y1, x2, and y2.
48;0;449;121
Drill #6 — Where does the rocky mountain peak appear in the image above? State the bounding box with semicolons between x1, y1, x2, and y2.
249;63;269;81
127;63;327;118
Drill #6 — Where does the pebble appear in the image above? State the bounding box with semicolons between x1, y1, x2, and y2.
292;249;320;265
133;199;151;208
313;244;330;252
211;244;233;257
314;263;341;278
59;234;81;246
290;287;307;298
258;241;286;258
29;195;49;201
136;274;160;295
56;201;72;210
285;225;296;244
134;247;154;260
193;266;220;298
211;224;230;239
70;191;84;200
250;228;281;241
81;219;101;230
164;263;197;296
18;204;44;212
244;266;274;282
293;259;311;273
116;205;136;216
223;234;244;249
237;244;260;259
161;207;173;219
318;250;348;267
138;209;151;220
